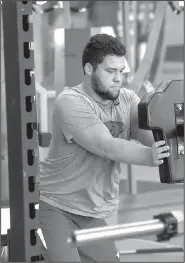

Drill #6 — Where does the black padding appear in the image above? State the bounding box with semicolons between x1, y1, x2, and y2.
138;80;184;183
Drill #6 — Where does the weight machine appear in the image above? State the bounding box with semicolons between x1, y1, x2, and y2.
66;78;184;262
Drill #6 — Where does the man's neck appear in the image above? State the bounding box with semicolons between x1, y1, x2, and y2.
80;79;111;106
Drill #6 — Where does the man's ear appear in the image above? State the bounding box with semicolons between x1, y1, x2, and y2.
84;63;93;76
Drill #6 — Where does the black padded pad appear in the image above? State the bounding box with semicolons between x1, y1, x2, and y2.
138;80;184;183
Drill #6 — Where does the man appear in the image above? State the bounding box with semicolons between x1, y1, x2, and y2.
39;34;170;262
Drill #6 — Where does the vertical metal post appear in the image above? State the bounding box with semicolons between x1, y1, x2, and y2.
63;1;71;28
122;1;139;195
0;1;2;253
127;164;137;195
123;1;139;74
2;1;40;261
119;1;126;45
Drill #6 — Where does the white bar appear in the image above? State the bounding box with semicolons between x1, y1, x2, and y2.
68;219;164;247
35;82;56;133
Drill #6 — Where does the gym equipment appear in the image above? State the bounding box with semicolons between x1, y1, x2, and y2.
1;1;40;262
67;211;184;246
117;240;183;262
138;79;184;183
67;210;183;262
1;1;184;262
128;1;167;95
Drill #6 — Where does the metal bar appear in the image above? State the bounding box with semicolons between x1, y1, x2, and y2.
148;18;166;85
35;82;56;133
129;1;168;95
127;164;137;195
130;1;139;73
0;1;2;254
123;1;139;74
2;1;40;261
63;1;71;28
122;1;138;195
68;219;164;247
2;1;26;260
35;82;48;133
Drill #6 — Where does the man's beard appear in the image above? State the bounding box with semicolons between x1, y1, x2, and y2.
91;73;120;101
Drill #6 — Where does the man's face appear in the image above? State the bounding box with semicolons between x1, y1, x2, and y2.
91;55;128;101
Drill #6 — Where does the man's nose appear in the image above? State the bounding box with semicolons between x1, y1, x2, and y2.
113;72;122;82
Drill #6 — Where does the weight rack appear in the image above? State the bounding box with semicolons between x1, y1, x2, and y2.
2;1;40;261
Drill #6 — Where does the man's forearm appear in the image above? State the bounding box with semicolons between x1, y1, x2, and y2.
105;138;154;166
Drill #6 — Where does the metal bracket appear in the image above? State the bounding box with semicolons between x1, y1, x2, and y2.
174;103;184;159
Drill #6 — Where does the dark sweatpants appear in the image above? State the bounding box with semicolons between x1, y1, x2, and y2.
39;201;119;262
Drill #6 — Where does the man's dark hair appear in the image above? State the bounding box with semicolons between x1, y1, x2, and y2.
82;34;126;74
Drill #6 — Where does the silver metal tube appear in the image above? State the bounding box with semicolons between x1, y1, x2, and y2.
67;219;164;247
35;82;56;133
35;82;48;133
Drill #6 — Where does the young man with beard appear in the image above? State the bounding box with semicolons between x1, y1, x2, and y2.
39;33;170;262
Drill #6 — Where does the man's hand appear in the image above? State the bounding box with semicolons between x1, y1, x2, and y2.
152;140;170;166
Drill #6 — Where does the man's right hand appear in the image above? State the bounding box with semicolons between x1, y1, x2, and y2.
151;140;170;166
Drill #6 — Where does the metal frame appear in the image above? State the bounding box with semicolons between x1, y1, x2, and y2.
121;1;139;195
129;1;168;95
122;1;168;195
2;1;40;261
124;1;139;74
0;0;2;253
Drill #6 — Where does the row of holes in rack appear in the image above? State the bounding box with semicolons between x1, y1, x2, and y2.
19;2;41;261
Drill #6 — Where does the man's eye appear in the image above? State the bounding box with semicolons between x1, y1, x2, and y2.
106;70;114;73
